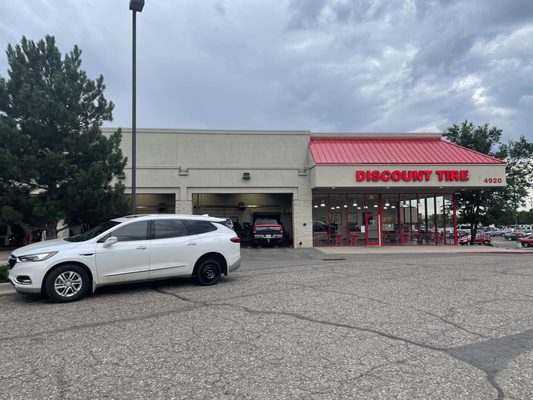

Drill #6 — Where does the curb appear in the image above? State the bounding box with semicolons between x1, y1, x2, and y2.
316;248;531;255
0;281;15;296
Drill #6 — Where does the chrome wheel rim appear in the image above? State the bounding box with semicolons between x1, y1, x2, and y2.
203;265;216;280
54;271;83;297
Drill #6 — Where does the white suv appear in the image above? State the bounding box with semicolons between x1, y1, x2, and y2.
8;214;241;302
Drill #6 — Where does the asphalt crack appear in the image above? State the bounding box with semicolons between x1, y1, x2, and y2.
1;304;200;342
4;281;529;399
154;287;517;400
289;282;489;339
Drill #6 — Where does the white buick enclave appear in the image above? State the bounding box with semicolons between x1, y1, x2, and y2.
8;214;241;302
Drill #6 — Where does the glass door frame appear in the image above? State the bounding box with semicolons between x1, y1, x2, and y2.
365;213;381;246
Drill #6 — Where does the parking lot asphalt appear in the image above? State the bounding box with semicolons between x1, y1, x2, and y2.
1;250;532;399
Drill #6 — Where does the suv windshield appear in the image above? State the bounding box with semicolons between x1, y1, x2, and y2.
65;221;121;242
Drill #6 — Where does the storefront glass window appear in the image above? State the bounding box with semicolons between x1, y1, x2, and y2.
382;194;399;245
312;192;456;247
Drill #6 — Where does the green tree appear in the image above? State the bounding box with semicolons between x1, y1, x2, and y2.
0;116;30;225
493;135;533;226
0;35;128;238
446;121;533;242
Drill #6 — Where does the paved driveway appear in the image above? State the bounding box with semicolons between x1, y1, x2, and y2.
1;251;532;399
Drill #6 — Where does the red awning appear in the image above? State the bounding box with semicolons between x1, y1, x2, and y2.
309;138;506;165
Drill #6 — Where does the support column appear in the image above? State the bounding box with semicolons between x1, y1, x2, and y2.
175;189;192;214
175;200;192;214
293;199;313;248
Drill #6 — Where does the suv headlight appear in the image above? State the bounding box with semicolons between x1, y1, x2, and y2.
18;251;58;262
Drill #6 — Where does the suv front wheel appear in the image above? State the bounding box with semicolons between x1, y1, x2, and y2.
44;264;90;302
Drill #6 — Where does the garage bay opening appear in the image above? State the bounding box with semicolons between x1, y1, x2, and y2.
192;193;293;247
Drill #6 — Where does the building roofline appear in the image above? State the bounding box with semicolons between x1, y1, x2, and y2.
310;131;443;139
102;127;442;139
102;127;311;136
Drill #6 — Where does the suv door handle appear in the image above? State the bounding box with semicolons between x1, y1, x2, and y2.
187;242;197;246
136;245;147;250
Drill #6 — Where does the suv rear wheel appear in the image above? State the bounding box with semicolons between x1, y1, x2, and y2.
195;258;222;286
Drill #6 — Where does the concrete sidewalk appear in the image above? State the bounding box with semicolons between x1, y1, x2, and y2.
317;245;530;255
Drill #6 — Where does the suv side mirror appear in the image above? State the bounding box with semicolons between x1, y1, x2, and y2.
103;236;118;248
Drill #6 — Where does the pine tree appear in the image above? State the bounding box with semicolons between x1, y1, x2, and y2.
0;35;129;238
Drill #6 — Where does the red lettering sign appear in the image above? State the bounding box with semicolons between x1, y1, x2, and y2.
355;171;366;182
354;169;470;183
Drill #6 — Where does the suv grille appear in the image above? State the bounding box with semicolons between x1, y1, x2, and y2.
8;255;17;270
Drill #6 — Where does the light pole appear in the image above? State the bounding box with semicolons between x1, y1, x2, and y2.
129;0;145;214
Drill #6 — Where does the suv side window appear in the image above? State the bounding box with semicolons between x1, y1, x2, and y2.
185;220;217;235
153;219;188;239
110;221;149;242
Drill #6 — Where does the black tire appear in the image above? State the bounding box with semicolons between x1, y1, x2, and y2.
523;242;530;248
195;259;222;286
483;240;490;245
44;264;90;302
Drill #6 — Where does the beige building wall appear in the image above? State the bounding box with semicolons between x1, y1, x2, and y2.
109;128;314;247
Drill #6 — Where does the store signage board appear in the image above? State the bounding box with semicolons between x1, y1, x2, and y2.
355;169;470;183
310;164;507;188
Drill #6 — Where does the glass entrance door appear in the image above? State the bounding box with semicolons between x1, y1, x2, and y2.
365;213;380;246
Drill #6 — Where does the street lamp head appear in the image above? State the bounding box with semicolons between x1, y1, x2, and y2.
129;0;145;12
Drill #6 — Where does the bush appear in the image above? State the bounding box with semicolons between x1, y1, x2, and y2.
0;265;8;283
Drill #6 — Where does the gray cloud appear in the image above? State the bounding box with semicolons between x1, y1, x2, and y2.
0;0;532;141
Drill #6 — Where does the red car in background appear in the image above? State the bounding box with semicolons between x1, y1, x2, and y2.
252;218;286;247
518;235;533;248
459;231;492;245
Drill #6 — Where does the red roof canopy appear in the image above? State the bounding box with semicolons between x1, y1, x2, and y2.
309;138;505;165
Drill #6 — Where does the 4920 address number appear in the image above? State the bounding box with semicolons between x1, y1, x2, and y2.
484;177;502;183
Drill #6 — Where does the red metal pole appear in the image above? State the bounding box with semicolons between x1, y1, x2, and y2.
424;197;428;245
378;193;383;246
434;194;438;245
453;193;458;245
397;193;401;245
417;194;421;245
443;195;447;245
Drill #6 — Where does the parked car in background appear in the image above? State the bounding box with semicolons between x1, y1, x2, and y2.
222;218;244;238
503;231;519;241
223;218;234;230
8;214;241;302
252;218;286;247
518;235;533;248
232;221;243;235
485;227;505;237
312;220;338;233
459;231;492;245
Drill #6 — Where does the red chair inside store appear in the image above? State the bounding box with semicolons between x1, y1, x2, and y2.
347;234;358;246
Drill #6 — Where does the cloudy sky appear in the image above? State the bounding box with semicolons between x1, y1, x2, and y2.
1;0;533;141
